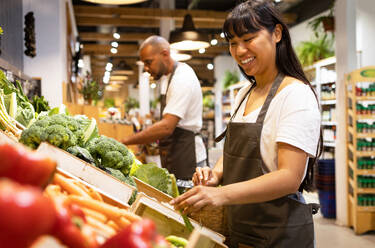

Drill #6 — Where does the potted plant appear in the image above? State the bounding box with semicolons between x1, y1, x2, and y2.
308;1;335;35
78;74;103;105
223;70;239;90
296;34;334;67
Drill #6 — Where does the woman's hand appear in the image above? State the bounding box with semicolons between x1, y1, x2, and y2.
193;167;220;186
170;185;226;214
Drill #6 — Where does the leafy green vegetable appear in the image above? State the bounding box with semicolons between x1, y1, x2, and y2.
0;70;35;127
86;136;134;175
74;115;99;144
132;163;179;198
32;95;50;114
67;145;96;165
223;70;239;89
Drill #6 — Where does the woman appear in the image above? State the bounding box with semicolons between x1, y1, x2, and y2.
170;1;322;247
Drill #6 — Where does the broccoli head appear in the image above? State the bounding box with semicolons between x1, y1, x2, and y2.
86;136;134;175
132;163;178;197
20;114;84;150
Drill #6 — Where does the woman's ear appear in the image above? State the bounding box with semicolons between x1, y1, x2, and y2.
274;24;283;43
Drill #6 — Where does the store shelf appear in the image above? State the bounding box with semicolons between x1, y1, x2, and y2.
356;132;375;139
348;160;354;170
349;178;355;188
322;121;336;126
321;99;336;105
323;141;336;148
349;160;375;175
355;114;375;120
356;96;375;101
357;206;375;212
357;188;375;194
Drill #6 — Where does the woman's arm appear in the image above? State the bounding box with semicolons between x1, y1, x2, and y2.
171;142;307;213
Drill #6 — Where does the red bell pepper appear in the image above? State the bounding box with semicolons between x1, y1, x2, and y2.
0;143;56;188
0;179;56;248
100;219;170;248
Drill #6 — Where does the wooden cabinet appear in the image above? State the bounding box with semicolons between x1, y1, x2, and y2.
345;66;375;234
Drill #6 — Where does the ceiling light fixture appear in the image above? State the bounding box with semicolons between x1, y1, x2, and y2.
111;41;119;48
220;32;225;38
210;39;218;46
112;60;134;75
198;48;205;54
169;14;210;51
110;48;118;54
170;49;192;61
207;63;214;70
113;32;120;39
82;0;148;5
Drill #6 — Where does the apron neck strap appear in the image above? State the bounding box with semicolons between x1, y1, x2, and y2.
160;61;178;119
256;72;284;124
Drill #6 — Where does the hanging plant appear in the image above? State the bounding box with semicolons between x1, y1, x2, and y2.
308;1;335;37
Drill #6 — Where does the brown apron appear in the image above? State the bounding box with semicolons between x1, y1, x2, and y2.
158;62;197;180
216;73;315;248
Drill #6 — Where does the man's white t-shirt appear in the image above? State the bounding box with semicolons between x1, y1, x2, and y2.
231;81;321;177
159;62;207;163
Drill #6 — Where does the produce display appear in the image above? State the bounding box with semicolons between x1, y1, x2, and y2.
0;71;225;248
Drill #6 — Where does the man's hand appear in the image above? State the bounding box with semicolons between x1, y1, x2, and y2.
122;114;180;145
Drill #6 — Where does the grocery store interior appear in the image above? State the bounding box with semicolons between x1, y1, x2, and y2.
0;0;375;247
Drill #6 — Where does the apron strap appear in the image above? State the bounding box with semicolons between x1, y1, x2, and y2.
160;61;178;119
215;82;256;143
256;73;284;124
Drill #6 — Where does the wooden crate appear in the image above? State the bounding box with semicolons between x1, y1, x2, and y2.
130;193;226;246
187;229;228;248
133;177;228;236
36;142;135;207
0;129;18;144
133;177;174;203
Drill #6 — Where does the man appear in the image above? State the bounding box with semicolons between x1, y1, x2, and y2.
122;35;207;186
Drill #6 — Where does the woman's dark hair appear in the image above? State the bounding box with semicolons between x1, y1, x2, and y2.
223;0;323;192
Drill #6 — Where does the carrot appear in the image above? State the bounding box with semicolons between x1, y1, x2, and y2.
69;195;125;220
44;184;63;198
120;210;142;223
54;174;91;198
82;207;108;223
86;216;116;237
106;220;120;231
87;187;103;202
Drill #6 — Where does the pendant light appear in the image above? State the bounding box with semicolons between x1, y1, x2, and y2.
170;49;192;61
82;0;148;5
112;60;134;75
169;14;210;51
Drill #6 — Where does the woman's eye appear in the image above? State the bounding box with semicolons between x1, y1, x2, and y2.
230;42;237;46
244;38;253;42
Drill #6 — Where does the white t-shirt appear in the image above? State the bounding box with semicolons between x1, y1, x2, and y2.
159;62;207;163
232;81;321;176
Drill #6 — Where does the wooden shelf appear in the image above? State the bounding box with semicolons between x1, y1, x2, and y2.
324;141;336;148
357;188;375;194
321;99;336;105
322;121;336;126
356;132;375;139
357;206;375;212
355;114;375;120
355;96;375;101
346;66;375;234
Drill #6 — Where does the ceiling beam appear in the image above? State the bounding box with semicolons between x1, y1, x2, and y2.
80;32;154;42
82;44;228;57
76;16;224;29
74;5;227;22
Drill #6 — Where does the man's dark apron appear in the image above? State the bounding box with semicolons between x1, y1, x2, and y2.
216;73;315;248
158;63;197;180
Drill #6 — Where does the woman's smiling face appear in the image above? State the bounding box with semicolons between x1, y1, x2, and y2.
229;26;281;77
